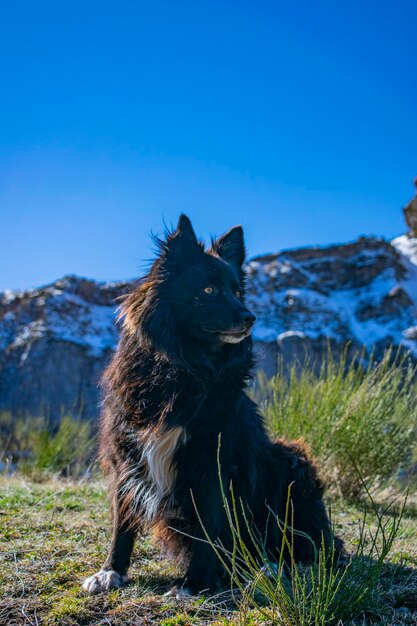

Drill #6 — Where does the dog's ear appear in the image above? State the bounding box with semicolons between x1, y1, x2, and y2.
164;214;202;266
213;226;245;269
175;214;198;245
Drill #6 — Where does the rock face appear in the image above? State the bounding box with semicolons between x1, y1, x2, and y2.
1;235;417;419
249;235;417;375
0;276;131;419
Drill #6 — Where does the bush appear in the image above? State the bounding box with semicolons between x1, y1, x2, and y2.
255;348;417;499
0;413;95;477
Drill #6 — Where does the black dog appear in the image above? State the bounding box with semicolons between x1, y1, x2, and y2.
82;215;340;596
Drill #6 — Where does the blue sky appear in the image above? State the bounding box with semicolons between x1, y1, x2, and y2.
1;0;416;291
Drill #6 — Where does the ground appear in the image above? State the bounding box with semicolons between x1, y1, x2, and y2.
0;476;416;626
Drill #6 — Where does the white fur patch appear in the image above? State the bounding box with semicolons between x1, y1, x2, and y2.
119;426;187;523
82;569;128;594
221;334;247;344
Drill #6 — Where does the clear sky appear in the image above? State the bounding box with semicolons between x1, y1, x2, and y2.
1;0;416;291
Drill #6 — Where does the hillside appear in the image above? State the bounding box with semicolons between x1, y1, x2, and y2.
1;192;417;419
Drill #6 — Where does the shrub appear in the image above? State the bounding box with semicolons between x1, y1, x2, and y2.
255;348;417;499
0;413;95;477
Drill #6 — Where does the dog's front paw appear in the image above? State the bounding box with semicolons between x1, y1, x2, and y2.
82;569;128;594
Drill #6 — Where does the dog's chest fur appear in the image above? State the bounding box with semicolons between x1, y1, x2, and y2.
119;426;187;523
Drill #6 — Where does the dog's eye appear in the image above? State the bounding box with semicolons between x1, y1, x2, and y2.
204;286;214;295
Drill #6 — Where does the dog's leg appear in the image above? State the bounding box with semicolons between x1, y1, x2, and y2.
165;531;223;598
82;494;137;594
292;494;344;561
185;535;225;595
171;479;229;597
287;462;343;562
269;441;343;563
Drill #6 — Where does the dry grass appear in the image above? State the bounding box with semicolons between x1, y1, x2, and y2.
0;476;416;626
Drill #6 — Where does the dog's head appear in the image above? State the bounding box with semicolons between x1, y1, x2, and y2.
160;214;255;344
120;215;256;357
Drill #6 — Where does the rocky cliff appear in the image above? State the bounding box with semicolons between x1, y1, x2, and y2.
248;234;417;375
1;195;417;419
0;277;131;419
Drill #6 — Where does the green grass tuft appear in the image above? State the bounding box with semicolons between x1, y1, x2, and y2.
0;413;95;478
190;444;412;626
255;348;417;499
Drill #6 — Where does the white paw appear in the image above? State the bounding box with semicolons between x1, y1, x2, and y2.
82;569;128;594
164;586;193;599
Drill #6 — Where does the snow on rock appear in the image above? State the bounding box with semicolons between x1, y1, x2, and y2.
247;236;417;360
0;275;132;360
0;275;133;419
0;235;416;418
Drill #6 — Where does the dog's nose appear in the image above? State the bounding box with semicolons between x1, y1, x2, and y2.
240;311;256;326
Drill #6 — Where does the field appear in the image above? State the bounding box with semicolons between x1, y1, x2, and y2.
1;352;417;625
0;476;416;626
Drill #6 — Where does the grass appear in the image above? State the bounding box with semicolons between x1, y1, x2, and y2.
0;413;94;478
0;475;416;626
198;455;411;626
